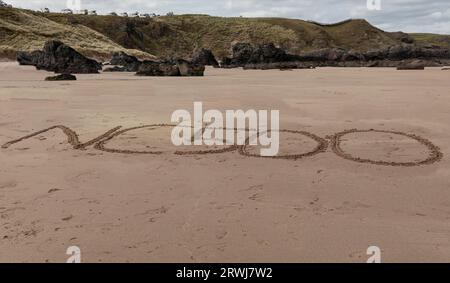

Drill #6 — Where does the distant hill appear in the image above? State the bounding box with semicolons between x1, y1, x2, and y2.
40;13;408;58
0;7;155;60
1;7;449;61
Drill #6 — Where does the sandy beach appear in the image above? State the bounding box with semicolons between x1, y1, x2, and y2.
0;62;449;263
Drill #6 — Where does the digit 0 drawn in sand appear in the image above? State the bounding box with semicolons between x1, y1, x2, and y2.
329;129;443;167
94;124;238;155
1;125;444;167
238;130;328;160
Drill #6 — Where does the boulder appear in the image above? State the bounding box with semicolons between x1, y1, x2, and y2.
176;59;205;76
17;40;101;74
110;51;142;71
397;60;426;70
191;49;219;67
45;74;77;81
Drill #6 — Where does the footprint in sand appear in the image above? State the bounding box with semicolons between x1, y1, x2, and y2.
216;230;228;240
0;181;18;189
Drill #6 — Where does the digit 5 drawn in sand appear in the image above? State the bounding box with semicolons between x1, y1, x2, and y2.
1;125;122;150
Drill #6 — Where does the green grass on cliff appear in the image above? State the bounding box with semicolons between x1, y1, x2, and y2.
0;7;154;60
410;33;450;48
1;7;449;60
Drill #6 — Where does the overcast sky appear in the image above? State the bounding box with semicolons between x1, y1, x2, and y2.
6;0;450;34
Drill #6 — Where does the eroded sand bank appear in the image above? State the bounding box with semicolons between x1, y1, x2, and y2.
0;62;449;263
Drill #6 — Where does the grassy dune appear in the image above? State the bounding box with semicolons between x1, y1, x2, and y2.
0;8;154;60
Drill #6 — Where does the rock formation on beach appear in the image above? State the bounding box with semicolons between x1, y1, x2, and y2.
136;59;205;76
221;43;298;68
191;49;219;67
105;50;206;76
45;74;77;81
17;40;102;74
109;52;142;72
396;60;426;70
219;42;450;70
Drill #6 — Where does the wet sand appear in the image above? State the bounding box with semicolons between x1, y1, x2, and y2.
0;62;449;263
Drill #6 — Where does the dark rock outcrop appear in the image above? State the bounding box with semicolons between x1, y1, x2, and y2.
109;51;142;71
17;40;101;74
364;45;450;63
16;50;42;66
220;41;450;69
191;49;219;67
230;43;254;66
45;74;77;81
222;43;299;67
248;43;298;64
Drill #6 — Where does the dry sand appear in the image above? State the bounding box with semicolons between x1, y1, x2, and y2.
0;62;450;263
